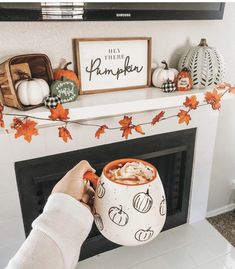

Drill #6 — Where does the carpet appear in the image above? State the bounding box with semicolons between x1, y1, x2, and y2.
207;210;235;247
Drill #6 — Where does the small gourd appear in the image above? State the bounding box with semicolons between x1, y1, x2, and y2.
15;74;50;106
51;77;78;103
162;79;176;93
44;95;61;109
152;61;178;88
53;62;80;88
176;67;193;91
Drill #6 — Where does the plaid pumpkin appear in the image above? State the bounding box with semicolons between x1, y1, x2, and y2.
162;79;176;93
44;95;61;109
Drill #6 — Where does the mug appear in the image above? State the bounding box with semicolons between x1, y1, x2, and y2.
85;158;166;246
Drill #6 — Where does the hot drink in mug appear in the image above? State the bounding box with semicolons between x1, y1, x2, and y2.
84;158;166;246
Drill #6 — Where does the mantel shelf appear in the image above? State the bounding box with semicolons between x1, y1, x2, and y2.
3;87;233;128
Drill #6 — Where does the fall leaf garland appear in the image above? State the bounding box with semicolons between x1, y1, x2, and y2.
58;126;72;143
0;83;234;143
11;118;38;142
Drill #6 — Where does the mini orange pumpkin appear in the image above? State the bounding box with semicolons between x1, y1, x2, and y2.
53;62;80;88
176;67;193;91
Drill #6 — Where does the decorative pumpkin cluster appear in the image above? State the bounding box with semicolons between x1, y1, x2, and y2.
0;83;234;143
152;61;193;92
15;62;80;109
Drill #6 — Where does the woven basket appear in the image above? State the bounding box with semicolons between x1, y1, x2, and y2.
0;54;53;110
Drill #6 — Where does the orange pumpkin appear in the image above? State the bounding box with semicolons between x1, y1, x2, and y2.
53;62;80;88
176;67;193;91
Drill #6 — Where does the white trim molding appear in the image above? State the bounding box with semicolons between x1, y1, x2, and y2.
207;203;235;218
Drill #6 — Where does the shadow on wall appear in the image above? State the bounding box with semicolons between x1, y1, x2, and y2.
168;38;192;68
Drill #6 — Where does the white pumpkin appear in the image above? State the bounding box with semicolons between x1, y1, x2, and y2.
178;38;225;89
152;61;178;88
16;78;50;106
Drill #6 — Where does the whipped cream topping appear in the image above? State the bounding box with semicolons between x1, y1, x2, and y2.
109;161;154;184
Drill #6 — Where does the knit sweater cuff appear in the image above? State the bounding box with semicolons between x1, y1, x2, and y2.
43;193;93;222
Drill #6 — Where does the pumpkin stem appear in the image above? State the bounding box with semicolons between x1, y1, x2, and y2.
64;62;72;70
181;67;190;72
146;189;150;195
119;205;123;213
198;38;208;47
147;227;151;231
161;61;169;70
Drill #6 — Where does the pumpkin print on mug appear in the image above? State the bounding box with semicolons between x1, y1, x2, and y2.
159;195;167;216
108;205;129;226
93;158;166;246
94;212;104;231
96;182;105;198
133;189;153;213
135;227;154;242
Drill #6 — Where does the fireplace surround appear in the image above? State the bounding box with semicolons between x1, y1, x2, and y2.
15;128;196;260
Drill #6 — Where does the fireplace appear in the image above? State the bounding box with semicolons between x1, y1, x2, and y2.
15;128;196;260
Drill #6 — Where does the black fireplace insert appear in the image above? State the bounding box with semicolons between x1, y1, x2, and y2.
15;128;196;260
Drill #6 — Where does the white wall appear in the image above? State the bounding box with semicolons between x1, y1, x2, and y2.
0;3;235;211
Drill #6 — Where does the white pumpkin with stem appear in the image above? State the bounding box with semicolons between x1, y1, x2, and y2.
16;73;50;106
152;61;178;88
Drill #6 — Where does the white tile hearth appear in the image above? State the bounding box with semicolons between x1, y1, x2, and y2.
77;221;234;269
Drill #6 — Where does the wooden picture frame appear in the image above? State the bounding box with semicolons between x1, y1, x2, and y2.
75;37;152;94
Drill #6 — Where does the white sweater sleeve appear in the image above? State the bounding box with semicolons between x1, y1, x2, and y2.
6;193;94;269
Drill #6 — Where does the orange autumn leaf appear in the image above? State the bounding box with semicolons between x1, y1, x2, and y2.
204;89;222;110
14;118;38;142
183;96;199;110
119;116;132;128
0;118;4;128
122;127;132;139
218;82;231;89
58;126;72;143
119;115;133;139
95;125;108;139
229;86;235;94
49;104;69;121
134;125;145;135
177;110;191;125
11;118;23;129
151;111;165;125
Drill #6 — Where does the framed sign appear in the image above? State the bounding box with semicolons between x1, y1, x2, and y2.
75;37;152;94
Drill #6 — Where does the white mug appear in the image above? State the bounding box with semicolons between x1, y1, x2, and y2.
91;158;166;246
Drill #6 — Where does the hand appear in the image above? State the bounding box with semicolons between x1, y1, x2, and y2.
52;160;95;209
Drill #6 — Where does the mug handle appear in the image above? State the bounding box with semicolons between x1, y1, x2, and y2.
83;171;99;189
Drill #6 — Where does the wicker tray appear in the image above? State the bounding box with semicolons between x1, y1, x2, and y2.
0;54;53;110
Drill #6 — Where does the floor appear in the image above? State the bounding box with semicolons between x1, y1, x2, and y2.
77;220;235;269
208;210;235;247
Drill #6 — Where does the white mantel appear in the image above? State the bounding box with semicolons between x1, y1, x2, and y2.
0;87;233;267
3;87;231;129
